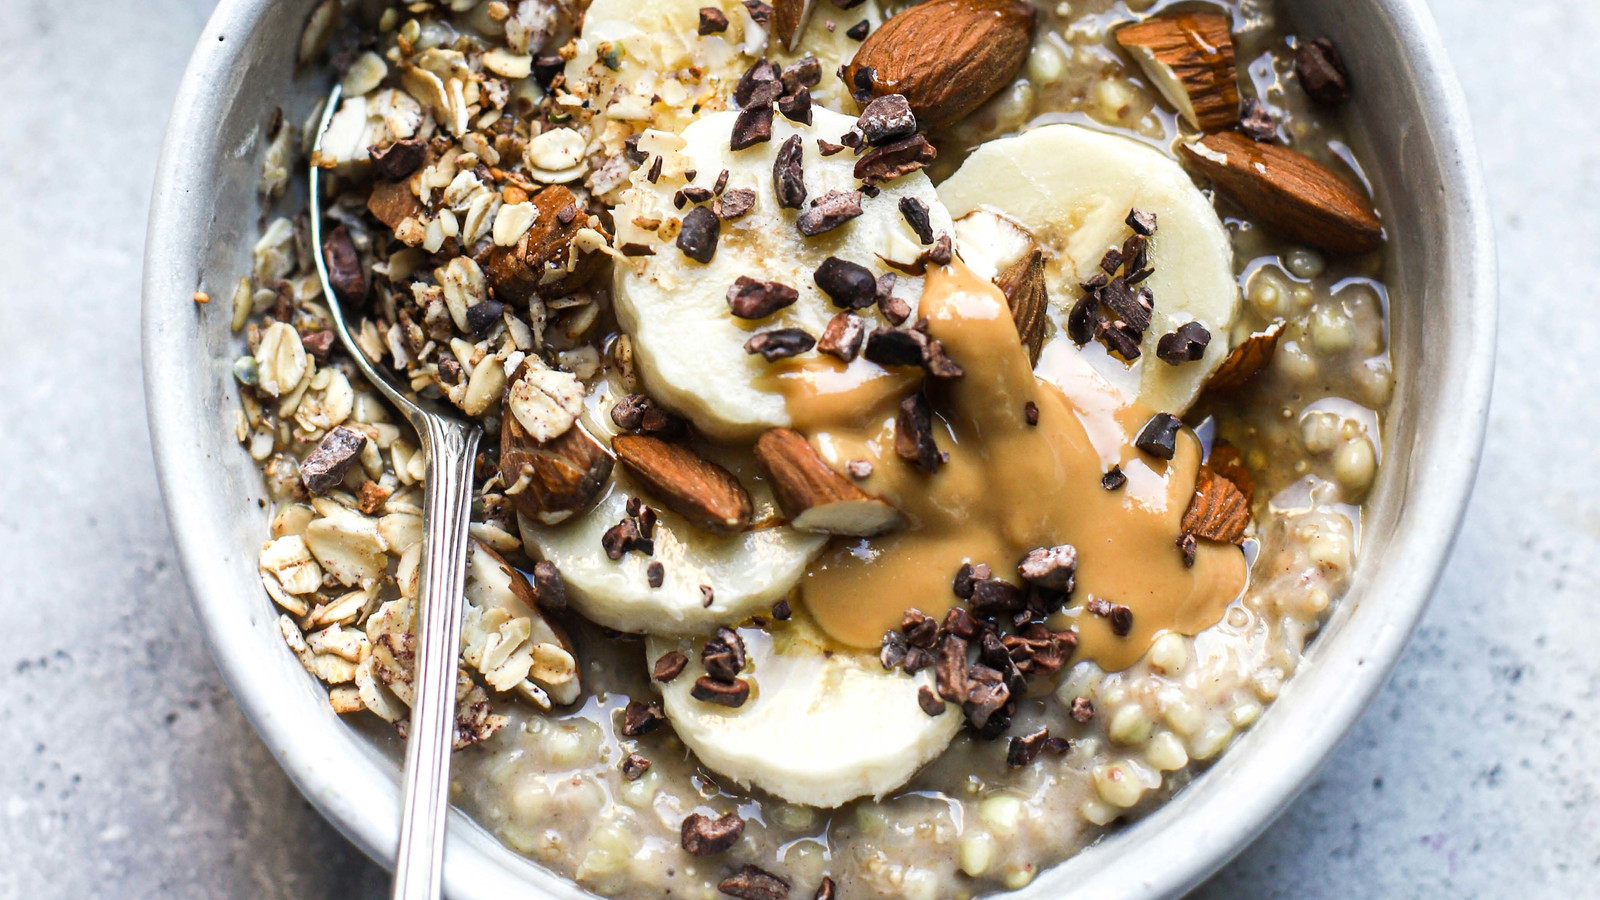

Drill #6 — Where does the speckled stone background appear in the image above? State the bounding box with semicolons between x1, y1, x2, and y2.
0;0;1593;897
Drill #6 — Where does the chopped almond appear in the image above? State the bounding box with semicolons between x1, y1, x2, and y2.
1180;132;1383;255
611;435;754;535
1116;13;1240;132
1182;466;1251;544
1205;321;1284;394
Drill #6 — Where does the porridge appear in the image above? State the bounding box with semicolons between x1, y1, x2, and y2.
230;0;1391;897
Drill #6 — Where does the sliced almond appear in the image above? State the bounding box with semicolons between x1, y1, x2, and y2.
367;179;422;230
995;247;1048;366
1181;466;1250;544
467;541;582;705
611;435;754;536
1180;132;1383;255
1115;12;1240;133
772;0;817;52
845;0;1036;129
1204;321;1283;393
486;184;609;301
500;403;614;526
754;428;904;537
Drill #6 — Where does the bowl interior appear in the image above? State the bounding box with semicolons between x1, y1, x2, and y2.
142;1;1493;897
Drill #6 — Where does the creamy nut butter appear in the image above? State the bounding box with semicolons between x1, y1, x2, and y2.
769;262;1247;670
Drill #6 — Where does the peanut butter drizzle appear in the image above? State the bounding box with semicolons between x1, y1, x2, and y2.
769;262;1247;672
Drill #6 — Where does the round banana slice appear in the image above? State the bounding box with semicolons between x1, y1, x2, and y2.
613;106;954;441
938;123;1241;415
518;454;826;635
567;0;881;134
647;616;960;808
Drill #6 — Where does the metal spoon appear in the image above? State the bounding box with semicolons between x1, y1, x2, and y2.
308;83;480;900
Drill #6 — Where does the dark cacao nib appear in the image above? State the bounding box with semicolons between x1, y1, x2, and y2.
691;676;751;707
817;311;866;362
1016;544;1077;593
698;6;730;34
778;87;814;125
371;138;427;179
865;325;927;368
621;753;652;780
321;224;367;301
677;206;722;263
854;134;936;184
719;865;790;900
727;276;800;319
1006;728;1049;767
734;60;781;108
702;627;748;681
1134;412;1182;460
681;811;745;856
773;135;808;209
898;196;934;244
300;426;368;495
1240;96;1278;142
715;188;757;220
1156;321;1212;364
797;189;864;236
1126;208;1158;236
620;698;667;736
813;256;877;308
857;94;917;145
744;328;816;361
730;102;776;150
653;651;689;683
533;560;568;612
464;297;505;335
1295;36;1351;106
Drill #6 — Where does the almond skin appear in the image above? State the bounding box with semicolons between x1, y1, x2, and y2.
611;435;754;535
1180;132;1383;255
845;0;1036;129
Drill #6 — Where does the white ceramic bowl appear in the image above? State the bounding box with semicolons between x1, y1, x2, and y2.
143;1;1495;897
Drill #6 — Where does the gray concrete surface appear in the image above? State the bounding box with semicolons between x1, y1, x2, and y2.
0;0;1593;897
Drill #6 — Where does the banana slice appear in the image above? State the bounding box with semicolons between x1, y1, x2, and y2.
938;123;1241;415
567;0;880;134
647;616;960;807
518;453;826;635
613;106;954;441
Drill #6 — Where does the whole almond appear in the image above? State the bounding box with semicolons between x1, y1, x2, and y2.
845;0;1036;129
1180;132;1382;255
611;435;754;535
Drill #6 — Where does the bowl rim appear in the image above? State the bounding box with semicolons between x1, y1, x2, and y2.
142;0;1496;897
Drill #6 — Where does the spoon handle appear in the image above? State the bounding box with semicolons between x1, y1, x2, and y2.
391;414;481;900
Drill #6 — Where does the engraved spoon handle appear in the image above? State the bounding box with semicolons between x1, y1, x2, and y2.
390;414;481;900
